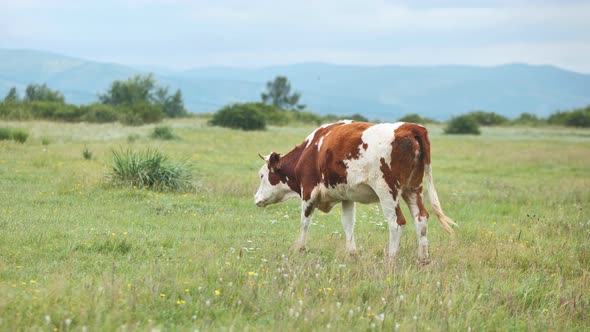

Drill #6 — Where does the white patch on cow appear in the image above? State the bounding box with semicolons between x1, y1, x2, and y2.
317;130;331;152
305;123;335;149
254;159;298;207
344;122;405;187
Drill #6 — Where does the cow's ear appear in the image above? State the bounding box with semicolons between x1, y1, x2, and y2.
268;152;281;172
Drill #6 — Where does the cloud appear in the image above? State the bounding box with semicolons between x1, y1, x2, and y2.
0;0;588;72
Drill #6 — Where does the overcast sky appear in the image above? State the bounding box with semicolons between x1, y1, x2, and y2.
1;0;589;72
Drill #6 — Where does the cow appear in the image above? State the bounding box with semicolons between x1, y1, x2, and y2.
254;121;456;263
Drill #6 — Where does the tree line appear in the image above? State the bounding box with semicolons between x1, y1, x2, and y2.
0;74;187;125
2;74;588;130
210;76;590;131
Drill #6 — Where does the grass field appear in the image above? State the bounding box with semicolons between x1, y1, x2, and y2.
1;119;589;331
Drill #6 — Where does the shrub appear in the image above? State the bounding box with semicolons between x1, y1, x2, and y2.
547;106;590;127
11;129;28;143
79;103;119;123
210;103;266;130
0;128;29;143
565;107;590;127
83;146;93;160
41;137;50;146
151;125;176;140
108;148;193;192
348;113;369;122
0;128;11;141
398;113;439;124
0;102;33;120
444;115;481;135
293;111;323;125
119;103;165;126
467;111;509;126
513;113;545;126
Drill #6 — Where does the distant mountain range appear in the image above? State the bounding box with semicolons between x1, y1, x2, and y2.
1;49;589;121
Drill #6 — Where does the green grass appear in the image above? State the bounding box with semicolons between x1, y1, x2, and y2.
108;147;193;192
0;119;589;331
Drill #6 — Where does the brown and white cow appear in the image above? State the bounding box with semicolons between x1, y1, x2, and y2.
254;121;456;263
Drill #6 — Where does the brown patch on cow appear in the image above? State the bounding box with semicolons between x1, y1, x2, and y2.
395;205;406;226
381;123;430;192
304;203;314;217
316;122;373;188
291;122;374;204
268;152;281;171
380;123;434;225
267;146;306;195
268;121;376;214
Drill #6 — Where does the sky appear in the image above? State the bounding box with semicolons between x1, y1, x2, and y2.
1;0;590;73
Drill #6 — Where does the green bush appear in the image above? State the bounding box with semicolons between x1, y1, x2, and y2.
0;127;29;143
83;146;93;160
108;148;193;193
444;115;481;135
151;125;176;140
467;111;509;126
11;129;28;143
398;113;439;124
79;103;120;123
513;113;545;126
0;128;11;141
293;111;323;125
210;103;266;130
119;103;165;126
565;107;590;127
0;102;33;120
348;113;369;122
548;106;590;127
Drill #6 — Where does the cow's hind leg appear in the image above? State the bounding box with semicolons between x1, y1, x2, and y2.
341;200;357;256
375;184;405;260
403;189;430;264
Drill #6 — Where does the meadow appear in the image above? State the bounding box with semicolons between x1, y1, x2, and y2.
0;119;589;331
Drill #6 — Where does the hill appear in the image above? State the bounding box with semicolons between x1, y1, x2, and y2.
1;49;590;120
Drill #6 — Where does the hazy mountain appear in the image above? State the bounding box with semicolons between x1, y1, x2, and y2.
1;49;589;121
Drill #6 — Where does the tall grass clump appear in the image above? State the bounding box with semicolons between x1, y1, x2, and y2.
108;148;193;192
150;125;176;140
0;128;11;140
83;146;93;160
0;127;29;143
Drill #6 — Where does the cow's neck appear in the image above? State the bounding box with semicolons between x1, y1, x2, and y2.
281;143;305;195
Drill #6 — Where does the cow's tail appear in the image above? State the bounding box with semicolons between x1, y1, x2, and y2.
425;163;457;235
414;126;457;235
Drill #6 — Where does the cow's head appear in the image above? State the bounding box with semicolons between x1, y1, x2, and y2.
254;152;297;207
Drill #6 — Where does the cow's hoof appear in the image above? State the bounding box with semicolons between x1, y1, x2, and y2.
346;251;359;259
297;246;307;253
418;257;431;266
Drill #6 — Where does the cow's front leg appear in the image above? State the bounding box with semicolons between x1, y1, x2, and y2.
295;200;314;252
341;200;357;256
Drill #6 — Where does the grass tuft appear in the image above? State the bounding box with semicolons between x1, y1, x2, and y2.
150;125;176;140
82;146;93;160
0;127;29;143
107;147;193;192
